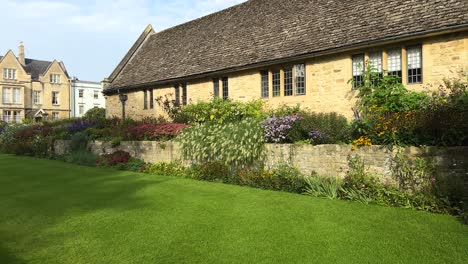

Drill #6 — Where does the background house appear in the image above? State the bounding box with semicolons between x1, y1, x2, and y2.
0;42;71;123
70;78;105;118
103;0;468;120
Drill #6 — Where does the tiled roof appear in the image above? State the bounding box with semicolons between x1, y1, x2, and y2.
107;0;468;92
23;58;53;80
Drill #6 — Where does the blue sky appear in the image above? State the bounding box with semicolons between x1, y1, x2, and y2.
0;0;246;81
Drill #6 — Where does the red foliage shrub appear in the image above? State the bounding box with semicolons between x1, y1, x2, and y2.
97;151;131;167
14;125;54;140
125;123;189;140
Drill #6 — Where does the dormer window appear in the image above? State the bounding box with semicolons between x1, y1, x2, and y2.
3;68;16;80
50;74;61;84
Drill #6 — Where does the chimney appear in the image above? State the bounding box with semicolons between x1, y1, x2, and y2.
18;41;25;66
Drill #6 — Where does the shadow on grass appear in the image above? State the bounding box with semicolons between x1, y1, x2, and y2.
0;155;170;261
0;244;25;264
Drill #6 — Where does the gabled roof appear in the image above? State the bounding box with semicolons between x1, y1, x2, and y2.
23;58;53;80
107;24;155;83
1;52;69;80
107;0;468;92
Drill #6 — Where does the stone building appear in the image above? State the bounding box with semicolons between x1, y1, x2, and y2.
70;79;105;118
0;42;70;122
103;0;468;120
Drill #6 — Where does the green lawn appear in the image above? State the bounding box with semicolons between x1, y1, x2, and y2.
0;154;467;264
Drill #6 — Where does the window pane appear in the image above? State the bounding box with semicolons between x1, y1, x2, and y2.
150;89;154;109
174;84;180;105
13;88;20;103
3;111;11;122
213;78;219;98
387;48;402;80
52;92;59;105
352;54;365;88
295;64;305;95
13;111;21;123
369;52;382;73
182;83;187;105
143;90;148;109
407;45;422;83
34;91;41;104
272;70;281;97
3;88;11;103
222;77;229;100
261;71;269;98
284;68;293;96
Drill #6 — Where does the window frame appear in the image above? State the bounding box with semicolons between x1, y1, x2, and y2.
352;54;365;89
50;74;61;84
406;45;423;84
294;64;306;96
272;69;281;97
260;70;269;98
181;83;187;106
283;67;293;96
149;89;154;109
3;110;11;123
12;88;20;104
52;91;59;105
52;112;60;120
79;104;84;115
13;111;21;123
143;89;148;109
213;78;220;98
368;51;383;73
78;89;84;98
386;48;402;81
33;91;41;104
3;68;16;80
174;84;180;105
2;87;11;104
93;90;99;100
222;77;229;100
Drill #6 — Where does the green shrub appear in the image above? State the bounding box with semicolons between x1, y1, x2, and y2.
304;175;343;199
113;158;147;172
352;68;468;147
341;155;452;212
61;150;98;167
144;162;187;177
270;163;307;193
266;104;302;117
288;111;351;144
187;162;232;182
84;107;106;120
177;118;264;167
176;98;265;124
70;132;89;152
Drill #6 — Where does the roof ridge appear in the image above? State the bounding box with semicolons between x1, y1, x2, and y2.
152;0;250;37
106;0;468;92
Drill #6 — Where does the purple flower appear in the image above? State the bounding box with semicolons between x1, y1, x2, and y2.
68;120;97;134
309;130;328;144
262;114;302;143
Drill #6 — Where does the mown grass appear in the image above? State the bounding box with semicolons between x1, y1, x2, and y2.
0;154;466;264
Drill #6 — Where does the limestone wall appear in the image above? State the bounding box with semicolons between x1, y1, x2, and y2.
54;140;468;180
105;31;468;120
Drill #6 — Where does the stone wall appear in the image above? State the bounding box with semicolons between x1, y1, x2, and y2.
54;140;468;179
